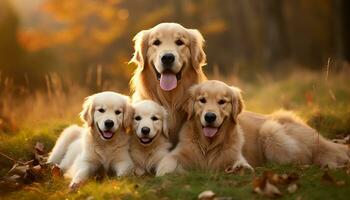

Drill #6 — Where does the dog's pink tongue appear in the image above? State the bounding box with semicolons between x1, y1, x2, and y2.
203;127;218;138
160;73;177;91
103;131;113;138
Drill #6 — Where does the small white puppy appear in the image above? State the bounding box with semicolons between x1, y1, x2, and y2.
130;100;172;175
48;91;134;189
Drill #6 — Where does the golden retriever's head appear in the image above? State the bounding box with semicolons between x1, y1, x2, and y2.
131;23;206;91
186;80;244;138
80;91;133;141
132;100;168;146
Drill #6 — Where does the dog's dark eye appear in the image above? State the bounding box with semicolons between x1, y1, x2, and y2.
153;39;161;46
115;110;121;115
151;116;159;121
175;39;184;46
199;98;206;104
98;108;105;113
218;99;226;105
135;116;141;121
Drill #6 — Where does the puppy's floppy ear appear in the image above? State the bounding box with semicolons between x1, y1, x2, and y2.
184;84;199;120
161;106;169;139
123;97;134;132
187;29;206;72
80;94;95;127
129;30;150;70
230;86;244;124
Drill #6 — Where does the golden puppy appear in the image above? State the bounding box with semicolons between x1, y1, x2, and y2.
130;23;207;144
156;81;252;176
130;100;171;175
48;91;134;189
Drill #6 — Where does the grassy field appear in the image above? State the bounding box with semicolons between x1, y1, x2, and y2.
0;68;349;199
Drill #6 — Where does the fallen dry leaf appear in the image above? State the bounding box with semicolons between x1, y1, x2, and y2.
287;183;298;194
51;164;63;178
322;171;335;183
322;171;346;186
198;190;216;200
336;180;346;186
34;142;45;155
8;164;30;176
253;170;300;198
253;179;282;198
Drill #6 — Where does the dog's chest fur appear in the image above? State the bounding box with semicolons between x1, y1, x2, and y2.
130;136;171;173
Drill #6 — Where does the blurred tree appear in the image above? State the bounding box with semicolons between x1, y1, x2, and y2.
0;0;22;75
5;0;349;90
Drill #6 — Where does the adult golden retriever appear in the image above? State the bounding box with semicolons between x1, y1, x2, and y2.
130;23;206;144
156;81;252;176
48;92;134;189
156;81;350;175
130;100;171;175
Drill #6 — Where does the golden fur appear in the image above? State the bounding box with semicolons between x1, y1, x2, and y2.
130;23;207;144
156;81;350;176
130;100;172;175
156;81;252;176
240;110;350;168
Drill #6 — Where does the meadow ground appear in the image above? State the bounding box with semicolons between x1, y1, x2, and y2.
0;68;349;199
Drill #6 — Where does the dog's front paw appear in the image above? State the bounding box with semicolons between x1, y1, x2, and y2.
319;144;350;169
134;166;146;176
156;156;178;176
226;160;254;174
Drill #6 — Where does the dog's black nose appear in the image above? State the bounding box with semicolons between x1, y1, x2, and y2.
141;127;150;135
161;53;175;66
204;112;217;123
104;120;114;129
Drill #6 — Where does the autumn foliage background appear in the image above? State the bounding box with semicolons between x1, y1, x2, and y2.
0;0;350;199
1;0;350;137
1;0;350;142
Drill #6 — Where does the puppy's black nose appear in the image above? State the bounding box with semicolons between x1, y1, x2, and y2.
141;127;150;135
104;120;114;129
161;53;175;66
204;112;217;123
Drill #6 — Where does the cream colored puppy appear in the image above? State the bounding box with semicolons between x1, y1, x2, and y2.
130;100;171;175
48;91;134;189
156;81;252;176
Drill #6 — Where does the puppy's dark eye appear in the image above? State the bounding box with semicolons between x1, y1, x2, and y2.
153;39;161;46
115;110;121;115
199;98;206;104
135;116;141;121
98;108;105;113
175;39;184;46
151;116;159;121
218;99;226;105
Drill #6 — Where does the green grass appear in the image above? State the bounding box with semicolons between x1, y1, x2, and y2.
1;165;350;200
1;70;349;199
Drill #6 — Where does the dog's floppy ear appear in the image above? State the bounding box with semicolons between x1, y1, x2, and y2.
123;97;134;132
129;30;150;70
161;106;169;139
187;29;206;73
80;94;95;127
230;86;244;124
184;84;199;120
